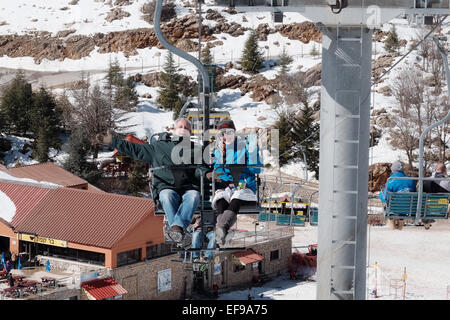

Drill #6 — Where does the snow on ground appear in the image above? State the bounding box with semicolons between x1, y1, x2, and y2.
2;135;37;168
221;220;450;300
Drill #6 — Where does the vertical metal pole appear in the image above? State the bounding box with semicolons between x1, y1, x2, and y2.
317;26;372;300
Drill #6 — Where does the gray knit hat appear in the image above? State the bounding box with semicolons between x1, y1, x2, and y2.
217;119;236;131
391;161;403;173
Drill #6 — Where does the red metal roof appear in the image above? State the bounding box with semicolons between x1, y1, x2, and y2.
233;248;264;265
5;162;88;188
81;277;127;300
113;134;145;157
0;181;52;227
14;187;157;248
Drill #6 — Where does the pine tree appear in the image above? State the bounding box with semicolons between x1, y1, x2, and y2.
63;127;101;184
30;87;62;162
310;43;320;58
384;25;400;54
273;108;294;166
116;77;139;111
105;58;138;111
157;52;186;119
63;128;91;175
278;47;293;77
34;125;50;163
241;30;264;73
0;72;33;135
201;44;216;93
290;104;320;179
201;45;214;65
106;58;124;88
127;159;149;197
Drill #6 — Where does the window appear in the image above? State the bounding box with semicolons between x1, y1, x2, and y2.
34;244;105;266
234;264;246;272
270;250;280;261
146;243;175;260
117;248;142;267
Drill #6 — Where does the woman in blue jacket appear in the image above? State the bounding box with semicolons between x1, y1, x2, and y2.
379;161;417;203
211;119;262;246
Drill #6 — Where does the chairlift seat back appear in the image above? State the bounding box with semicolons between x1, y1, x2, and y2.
385;192;450;219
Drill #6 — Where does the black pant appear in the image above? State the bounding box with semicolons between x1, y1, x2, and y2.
215;199;246;231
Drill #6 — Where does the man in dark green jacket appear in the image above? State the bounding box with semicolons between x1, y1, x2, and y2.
104;119;203;248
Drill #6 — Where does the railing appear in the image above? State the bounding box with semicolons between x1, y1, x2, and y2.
228;226;294;247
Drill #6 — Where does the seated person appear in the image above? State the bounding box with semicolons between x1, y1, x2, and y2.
189;214;215;262
211;119;262;246
379;161;416;203
103;118;202;248
424;162;450;193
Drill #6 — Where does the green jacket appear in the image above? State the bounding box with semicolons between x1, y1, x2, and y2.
111;133;207;198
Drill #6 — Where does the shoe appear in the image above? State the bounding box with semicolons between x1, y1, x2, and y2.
215;227;226;246
179;231;192;249
168;226;184;243
223;230;235;247
164;225;176;243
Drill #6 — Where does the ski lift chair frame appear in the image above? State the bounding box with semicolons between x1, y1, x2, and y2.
275;145;310;227
383;176;450;223
276;185;308;227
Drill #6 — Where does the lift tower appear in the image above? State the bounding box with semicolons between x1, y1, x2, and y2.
208;0;450;299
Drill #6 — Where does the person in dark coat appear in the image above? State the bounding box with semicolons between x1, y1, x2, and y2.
424;162;450;193
7;272;14;287
103;119;206;248
4;260;11;275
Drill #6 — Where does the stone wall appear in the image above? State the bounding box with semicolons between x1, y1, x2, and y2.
112;253;193;300
206;235;293;290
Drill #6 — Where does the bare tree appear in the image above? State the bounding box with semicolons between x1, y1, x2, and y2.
390;66;450;172
390;69;425;169
69;79;134;159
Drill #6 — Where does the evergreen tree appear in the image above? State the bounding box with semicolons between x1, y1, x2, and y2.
63;127;101;184
34;125;50;163
273;108;294;166
201;45;214;65
116;77;139;111
106;58;124;88
0;72;33;135
310;43;320;58
201;44;216;93
30;87;62;162
157;52;185;119
105;58;138;111
384;25;401;54
127;159;149;197
290;103;320;179
241;30;264;73
278;47;293;77
63;128;91;175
